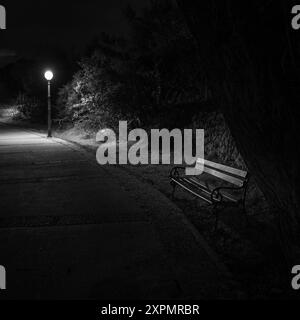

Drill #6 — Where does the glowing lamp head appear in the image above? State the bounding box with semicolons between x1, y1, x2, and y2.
44;70;54;81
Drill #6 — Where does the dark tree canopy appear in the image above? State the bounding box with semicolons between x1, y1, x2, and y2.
176;0;300;255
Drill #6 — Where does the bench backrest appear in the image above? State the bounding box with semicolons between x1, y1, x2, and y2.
195;158;248;187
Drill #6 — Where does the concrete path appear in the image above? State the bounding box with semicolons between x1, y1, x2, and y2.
0;122;228;299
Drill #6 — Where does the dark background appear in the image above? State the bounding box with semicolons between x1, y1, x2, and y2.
0;0;148;65
0;0;151;101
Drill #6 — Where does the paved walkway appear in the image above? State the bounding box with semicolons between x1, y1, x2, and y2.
0;122;228;299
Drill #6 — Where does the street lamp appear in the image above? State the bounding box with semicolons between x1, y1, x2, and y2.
44;70;54;138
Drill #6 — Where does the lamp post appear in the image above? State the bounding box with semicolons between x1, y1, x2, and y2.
44;70;54;138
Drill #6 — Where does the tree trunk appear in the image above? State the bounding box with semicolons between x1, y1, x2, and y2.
177;0;300;255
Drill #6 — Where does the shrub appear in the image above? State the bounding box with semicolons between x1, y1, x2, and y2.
14;93;46;122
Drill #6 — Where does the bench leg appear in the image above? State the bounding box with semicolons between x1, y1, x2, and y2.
213;203;220;231
242;200;249;226
242;183;249;226
214;211;220;231
171;181;177;200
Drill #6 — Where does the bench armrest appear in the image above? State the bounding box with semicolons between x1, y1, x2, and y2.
169;166;185;178
210;183;249;204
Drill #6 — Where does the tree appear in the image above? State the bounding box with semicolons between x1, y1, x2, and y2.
126;0;205;110
59;2;207;129
176;0;300;257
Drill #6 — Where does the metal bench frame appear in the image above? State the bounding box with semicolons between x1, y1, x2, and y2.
169;159;250;229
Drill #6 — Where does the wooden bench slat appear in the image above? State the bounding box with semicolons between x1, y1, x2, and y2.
185;177;239;202
196;158;247;178
218;191;239;202
181;177;212;196
202;166;244;187
171;178;213;204
189;177;212;192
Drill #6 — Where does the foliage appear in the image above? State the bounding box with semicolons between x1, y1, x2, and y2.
14;93;45;121
176;0;300;254
57;51;125;131
57;0;207;130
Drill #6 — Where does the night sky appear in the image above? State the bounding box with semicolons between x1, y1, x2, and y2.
0;0;148;67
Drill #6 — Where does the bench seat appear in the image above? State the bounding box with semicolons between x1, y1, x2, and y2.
169;159;250;229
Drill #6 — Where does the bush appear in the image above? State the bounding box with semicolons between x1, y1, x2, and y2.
56;53;125;132
14;93;46;122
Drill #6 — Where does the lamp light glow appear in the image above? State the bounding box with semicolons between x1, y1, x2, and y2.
44;70;54;81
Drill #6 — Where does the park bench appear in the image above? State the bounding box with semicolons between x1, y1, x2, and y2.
169;158;250;229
